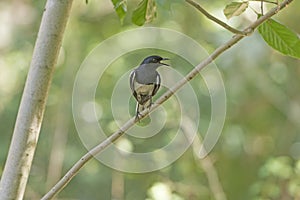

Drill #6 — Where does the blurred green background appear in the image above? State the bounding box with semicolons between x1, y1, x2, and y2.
1;0;300;199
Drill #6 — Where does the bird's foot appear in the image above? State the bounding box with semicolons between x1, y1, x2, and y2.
135;112;142;123
147;102;154;110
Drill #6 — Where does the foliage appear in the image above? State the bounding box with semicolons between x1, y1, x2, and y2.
132;0;157;26
251;156;300;199
224;0;300;58
258;18;300;58
223;1;249;19
112;0;300;59
111;0;127;23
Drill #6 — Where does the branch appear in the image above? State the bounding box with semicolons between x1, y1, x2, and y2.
0;1;73;200
42;0;294;199
250;0;278;5
185;0;246;35
181;117;227;200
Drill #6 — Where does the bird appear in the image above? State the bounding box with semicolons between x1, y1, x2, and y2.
130;55;169;121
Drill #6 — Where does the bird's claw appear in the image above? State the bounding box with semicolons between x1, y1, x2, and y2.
135;112;142;122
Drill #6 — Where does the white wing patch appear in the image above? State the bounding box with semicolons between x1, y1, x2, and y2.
129;70;136;92
156;74;160;85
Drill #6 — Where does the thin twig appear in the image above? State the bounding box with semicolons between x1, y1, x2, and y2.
41;0;294;199
185;0;246;35
250;0;278;5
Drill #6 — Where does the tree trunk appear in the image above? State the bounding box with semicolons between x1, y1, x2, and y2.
0;0;73;199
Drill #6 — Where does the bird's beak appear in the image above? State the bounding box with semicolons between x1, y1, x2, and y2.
160;58;170;66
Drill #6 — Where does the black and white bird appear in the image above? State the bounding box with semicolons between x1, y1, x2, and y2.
130;55;169;120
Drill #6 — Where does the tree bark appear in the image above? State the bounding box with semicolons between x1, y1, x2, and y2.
0;0;73;199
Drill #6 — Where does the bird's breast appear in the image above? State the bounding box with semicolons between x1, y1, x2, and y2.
134;82;155;95
135;68;158;84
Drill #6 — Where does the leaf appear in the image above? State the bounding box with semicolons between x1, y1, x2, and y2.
223;1;249;19
258;19;300;59
111;0;127;23
132;0;157;26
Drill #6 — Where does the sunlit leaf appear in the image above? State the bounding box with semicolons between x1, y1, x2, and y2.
111;0;127;23
258;18;300;59
223;1;249;19
132;0;157;26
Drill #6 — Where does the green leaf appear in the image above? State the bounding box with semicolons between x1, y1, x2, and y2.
258;19;300;59
111;0;127;23
132;0;157;26
223;1;249;19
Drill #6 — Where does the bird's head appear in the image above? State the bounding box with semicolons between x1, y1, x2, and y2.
141;55;169;66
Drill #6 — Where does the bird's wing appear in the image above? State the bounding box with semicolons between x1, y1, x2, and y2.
152;72;161;96
129;69;138;100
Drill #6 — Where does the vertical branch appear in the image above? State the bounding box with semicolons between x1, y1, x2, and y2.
111;171;125;200
0;0;73;199
181;117;227;200
261;0;264;15
46;96;70;190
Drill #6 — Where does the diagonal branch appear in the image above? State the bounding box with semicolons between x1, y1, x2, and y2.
41;0;294;199
185;0;246;35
